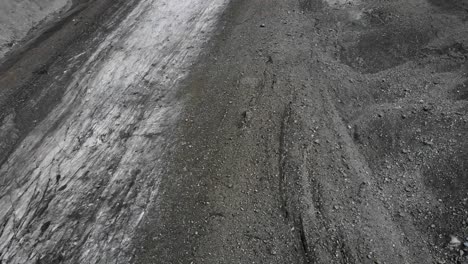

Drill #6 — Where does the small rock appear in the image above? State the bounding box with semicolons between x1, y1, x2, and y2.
422;139;434;146
260;24;266;28
450;235;462;248
243;110;252;121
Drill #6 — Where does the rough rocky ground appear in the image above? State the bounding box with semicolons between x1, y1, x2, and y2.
0;0;467;263
136;0;468;263
0;0;72;59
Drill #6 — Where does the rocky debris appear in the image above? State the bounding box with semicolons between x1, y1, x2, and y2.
0;0;467;263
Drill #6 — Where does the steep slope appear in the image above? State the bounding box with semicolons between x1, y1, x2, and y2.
0;0;228;263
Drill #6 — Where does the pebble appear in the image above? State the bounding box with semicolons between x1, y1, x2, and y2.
423;140;434;146
450;235;461;248
243;110;252;121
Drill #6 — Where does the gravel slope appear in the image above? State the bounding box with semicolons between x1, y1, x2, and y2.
0;0;467;263
135;0;468;263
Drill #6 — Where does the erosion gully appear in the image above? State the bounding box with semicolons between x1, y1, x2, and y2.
0;0;228;263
